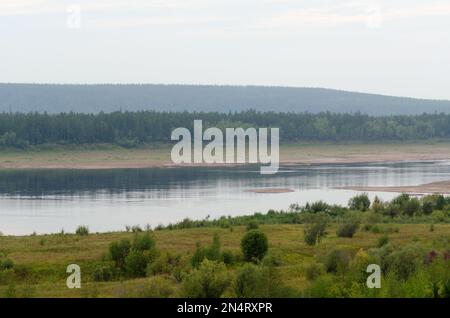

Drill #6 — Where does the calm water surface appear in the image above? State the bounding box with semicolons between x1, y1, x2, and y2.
1;161;450;235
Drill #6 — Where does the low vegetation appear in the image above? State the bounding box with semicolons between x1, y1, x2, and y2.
0;193;449;298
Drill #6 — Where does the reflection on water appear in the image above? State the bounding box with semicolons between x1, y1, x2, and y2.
1;161;450;235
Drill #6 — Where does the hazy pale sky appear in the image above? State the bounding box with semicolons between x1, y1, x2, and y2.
1;0;449;99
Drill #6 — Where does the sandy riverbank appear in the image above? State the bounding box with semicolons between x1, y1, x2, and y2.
338;180;450;194
0;142;450;169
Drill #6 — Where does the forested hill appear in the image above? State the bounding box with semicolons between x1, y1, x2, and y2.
1;84;450;115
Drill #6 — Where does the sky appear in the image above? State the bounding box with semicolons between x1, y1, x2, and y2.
1;0;449;99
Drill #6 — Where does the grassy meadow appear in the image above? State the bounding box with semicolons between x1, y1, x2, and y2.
1;215;449;297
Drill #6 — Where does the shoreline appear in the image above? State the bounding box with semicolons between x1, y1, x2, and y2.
1;142;450;169
338;180;450;195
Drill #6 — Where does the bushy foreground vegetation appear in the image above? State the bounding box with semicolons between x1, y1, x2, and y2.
153;193;450;232
0;193;449;298
3;111;450;148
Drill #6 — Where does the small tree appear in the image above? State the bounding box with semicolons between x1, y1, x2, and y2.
124;250;148;278
348;193;371;211
133;232;155;251
303;213;328;246
109;239;131;269
182;260;230;298
336;217;360;238
75;225;89;236
241;230;269;262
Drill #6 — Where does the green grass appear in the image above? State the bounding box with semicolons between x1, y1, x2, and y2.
1;223;448;297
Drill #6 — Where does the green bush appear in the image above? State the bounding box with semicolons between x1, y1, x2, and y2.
109;239;131;269
241;230;269;262
234;263;261;297
261;252;282;267
124;250;148;278
323;248;351;274
384;244;424;280
431;211;447;223
336;218;359;238
348;193;370;211
221;250;236;265
403;197;421;216
246;221;259;231
371;196;385;214
191;243;206;268
75;225;89;236
305;262;324;281
204;233;221;261
147;252;184;278
191;234;222;268
133;232;156;251
0;269;15;285
92;263;115;282
234;263;296;298
303;213;328;246
182;260;230;298
136;276;175;298
0;258;14;270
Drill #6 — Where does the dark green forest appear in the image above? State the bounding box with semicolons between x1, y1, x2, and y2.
0;111;449;148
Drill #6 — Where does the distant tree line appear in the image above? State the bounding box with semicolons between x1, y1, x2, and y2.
0;111;449;147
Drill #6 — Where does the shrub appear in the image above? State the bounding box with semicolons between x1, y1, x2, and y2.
109;239;131;269
0;258;14;270
309;201;331;213
241;230;269;262
191;243;206;268
221;250;236;266
75;225;89;236
182;260;230;298
133;232;156;251
234;263;295;298
204;233;221;261
384;203;402;218
336;218;360;238
323;248;351;274
261;252;282;267
377;234;389;247
348;193;371;211
422;194;446;214
147;252;184;277
305;262;324;281
431;211;447;223
0;269;15;285
303;213;328;246
403;197;421;216
92;263;115;282
384;244;424;280
246;221;259;231
422;201;434;215
348;249;373;283
191;234;222;268
136;276;175;298
371;196;385;214
124;250;148;278
131;225;143;233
